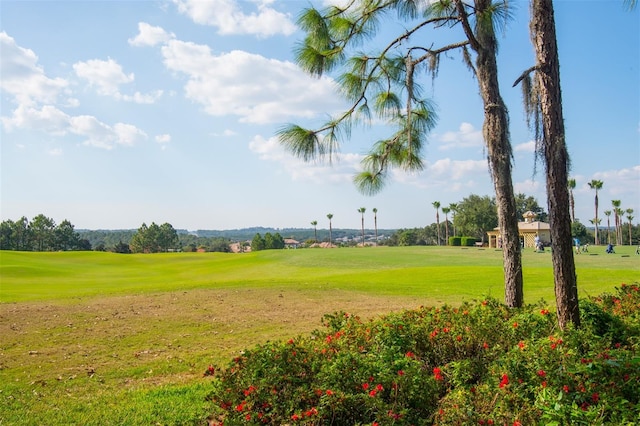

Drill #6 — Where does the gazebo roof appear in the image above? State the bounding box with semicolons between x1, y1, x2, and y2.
489;221;550;233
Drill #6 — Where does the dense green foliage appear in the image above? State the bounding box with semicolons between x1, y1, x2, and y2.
207;285;640;425
129;222;179;253
0;214;90;251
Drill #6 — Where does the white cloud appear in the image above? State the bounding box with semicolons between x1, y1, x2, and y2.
172;0;296;37
249;135;360;184
161;41;341;123
73;58;163;104
515;140;536;153
0;31;68;106
48;148;63;156
73;58;134;96
591;166;640;197
113;123;146;146
514;178;543;195
390;158;489;194
121;90;164;104
155;134;171;144
128;22;175;47
1;104;69;134
436;122;483;150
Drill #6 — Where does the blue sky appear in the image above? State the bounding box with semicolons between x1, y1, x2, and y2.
1;0;638;231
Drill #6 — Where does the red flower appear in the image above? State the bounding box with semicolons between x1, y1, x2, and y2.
369;390;377;397
513;421;522;426
499;374;509;388
563;385;570;393
405;351;415;358
518;341;525;350
483;342;489;349
537;370;546;377
291;413;300;421
512;321;518;328
397;370;405;376
362;383;369;390
592;392;600;403
376;384;384;391
325;389;334;396
433;367;444;381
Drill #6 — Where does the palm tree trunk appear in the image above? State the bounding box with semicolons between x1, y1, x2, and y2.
474;0;523;307
531;0;579;329
594;193;599;244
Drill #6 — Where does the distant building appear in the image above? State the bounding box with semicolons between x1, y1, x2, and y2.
487;211;551;249
284;238;300;249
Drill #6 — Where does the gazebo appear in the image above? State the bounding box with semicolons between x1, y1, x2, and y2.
487;211;551;249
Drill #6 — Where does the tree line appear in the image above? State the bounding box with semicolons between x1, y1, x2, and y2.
0;214;91;251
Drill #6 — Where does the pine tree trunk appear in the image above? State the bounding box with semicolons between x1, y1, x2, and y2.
474;0;523;307
531;0;579;329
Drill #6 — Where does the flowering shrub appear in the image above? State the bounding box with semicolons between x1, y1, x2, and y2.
206;284;639;425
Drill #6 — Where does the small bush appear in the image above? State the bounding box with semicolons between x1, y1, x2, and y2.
205;284;640;425
461;237;478;246
449;237;461;246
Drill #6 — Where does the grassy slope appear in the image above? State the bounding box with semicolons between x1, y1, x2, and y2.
0;247;638;425
2;246;638;303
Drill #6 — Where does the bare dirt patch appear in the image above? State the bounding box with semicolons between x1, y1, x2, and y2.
1;287;424;392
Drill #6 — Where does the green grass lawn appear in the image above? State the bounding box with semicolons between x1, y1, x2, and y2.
0;246;638;425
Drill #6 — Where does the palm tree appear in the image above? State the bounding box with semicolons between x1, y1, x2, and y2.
311;220;318;244
568;178;576;222
326;214;333;247
587;180;603;244
358;207;366;247
432;201;441;246
441;206;451;245
449;203;458;237
589;218;601;243
604;210;612;245
611;200;621;245
615;207;625;245
372;208;378;246
626;209;634;245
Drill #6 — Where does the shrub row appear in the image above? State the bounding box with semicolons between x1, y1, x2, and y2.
205;284;640;425
448;236;478;246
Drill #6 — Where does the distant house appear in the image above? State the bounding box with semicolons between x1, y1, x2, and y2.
487;211;551;249
284;238;300;249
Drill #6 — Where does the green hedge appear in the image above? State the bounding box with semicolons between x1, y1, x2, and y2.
461;236;478;246
449;236;461;246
